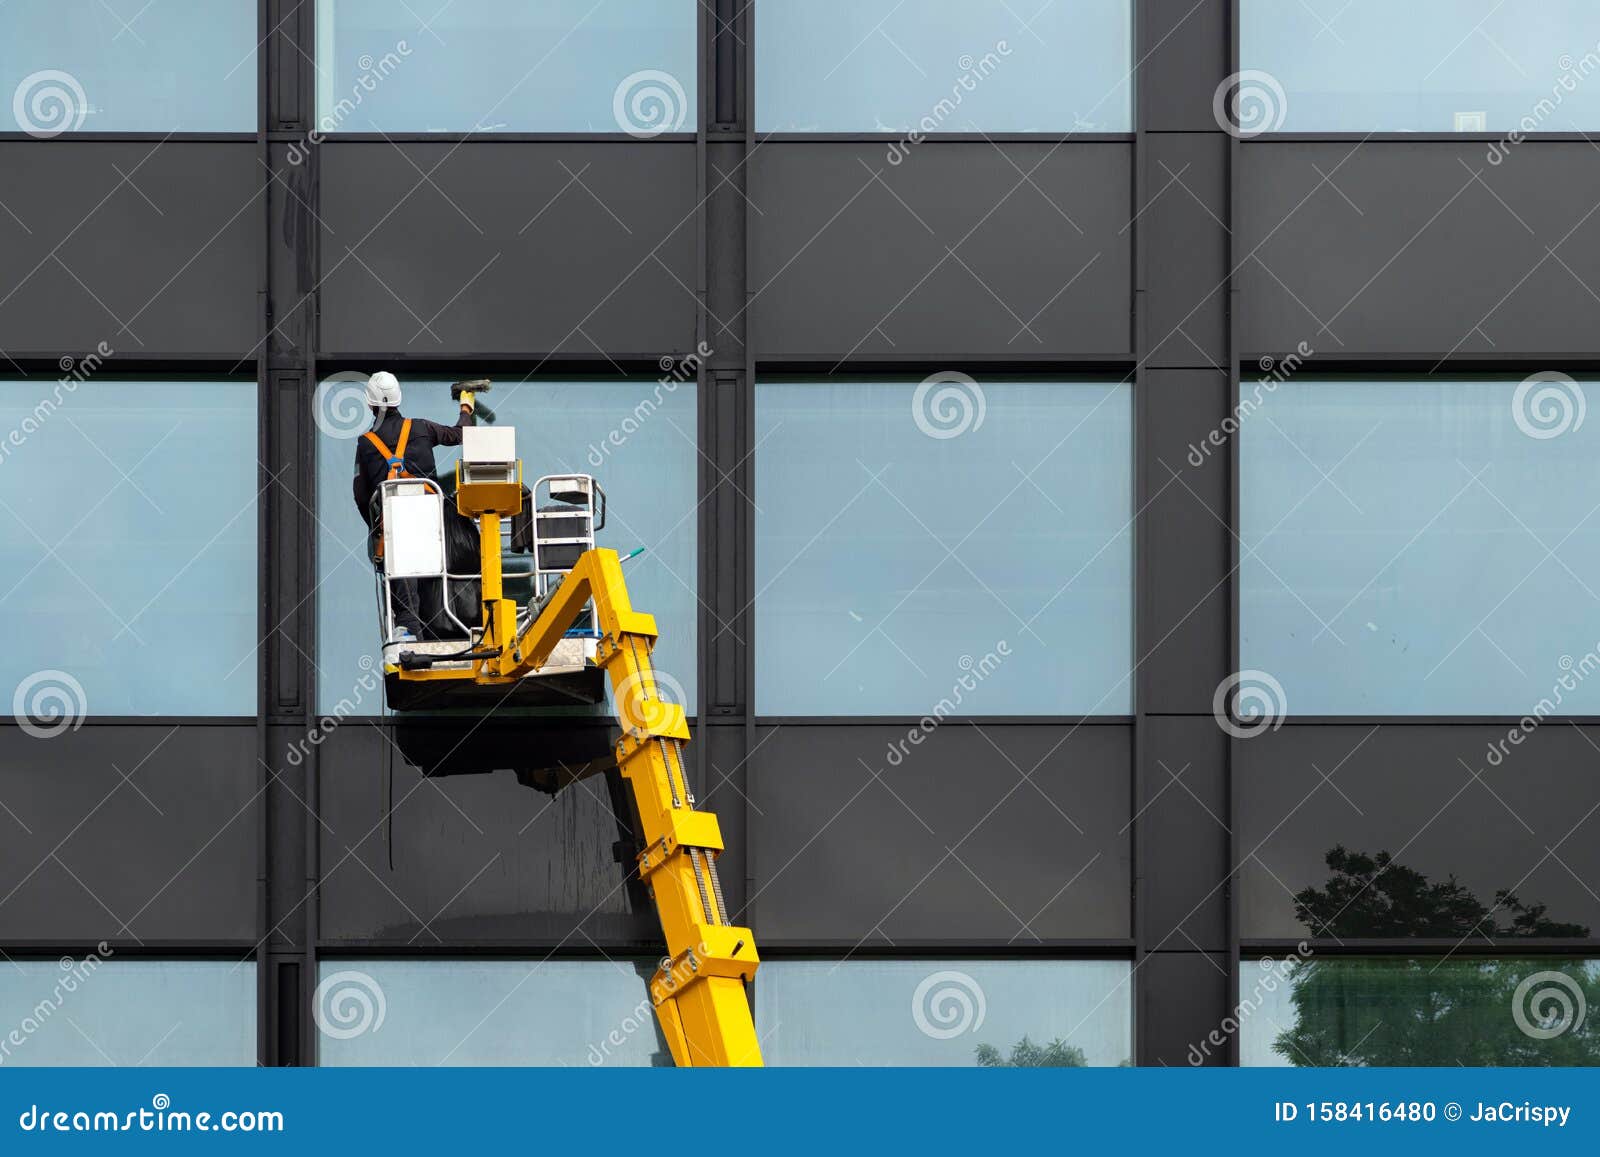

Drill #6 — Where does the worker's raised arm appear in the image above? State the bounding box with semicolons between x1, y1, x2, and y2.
418;399;476;448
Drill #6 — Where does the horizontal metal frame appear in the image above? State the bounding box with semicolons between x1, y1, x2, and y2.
1242;355;1600;372
314;939;1137;956
752;132;1135;144
1246;133;1600;143
0;133;256;143
314;133;696;143
1245;939;1600;956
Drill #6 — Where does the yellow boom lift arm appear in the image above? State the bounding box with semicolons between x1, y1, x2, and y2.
394;448;761;1067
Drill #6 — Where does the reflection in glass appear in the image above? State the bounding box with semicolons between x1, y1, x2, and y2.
0;959;255;1066
0;380;257;716
316;960;667;1065
755;380;1132;716
757;0;1133;132
1293;846;1590;941
316;0;696;133
315;378;697;714
755;959;1131;1066
0;1;256;132
1242;0;1600;132
1243;956;1600;1066
1242;378;1600;713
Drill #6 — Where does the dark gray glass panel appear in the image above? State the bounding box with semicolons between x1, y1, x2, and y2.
749;725;1132;942
1238;726;1600;941
315;723;659;945
757;958;1131;1066
0;726;259;942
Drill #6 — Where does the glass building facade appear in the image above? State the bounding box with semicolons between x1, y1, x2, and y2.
1;1;1595;1069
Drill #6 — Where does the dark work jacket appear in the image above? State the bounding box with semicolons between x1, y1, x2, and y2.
352;407;475;523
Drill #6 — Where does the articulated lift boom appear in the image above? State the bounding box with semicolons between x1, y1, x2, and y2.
391;429;761;1066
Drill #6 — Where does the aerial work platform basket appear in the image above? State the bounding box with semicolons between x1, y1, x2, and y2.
367;425;762;1067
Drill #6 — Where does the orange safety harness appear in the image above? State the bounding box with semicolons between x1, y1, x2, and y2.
364;418;415;480
364;419;414;561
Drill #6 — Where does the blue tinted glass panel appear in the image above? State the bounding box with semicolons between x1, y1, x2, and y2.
1242;957;1600;1066
1242;378;1600;714
315;377;697;713
0;380;257;716
0;1;256;133
0;959;255;1066
755;380;1132;716
316;960;667;1065
1243;0;1600;132
317;0;696;133
756;0;1133;132
756;959;1132;1066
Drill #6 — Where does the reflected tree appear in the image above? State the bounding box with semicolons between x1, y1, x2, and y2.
1274;847;1600;1066
975;1036;1086;1067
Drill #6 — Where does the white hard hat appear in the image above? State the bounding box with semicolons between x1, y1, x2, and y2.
365;371;402;408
